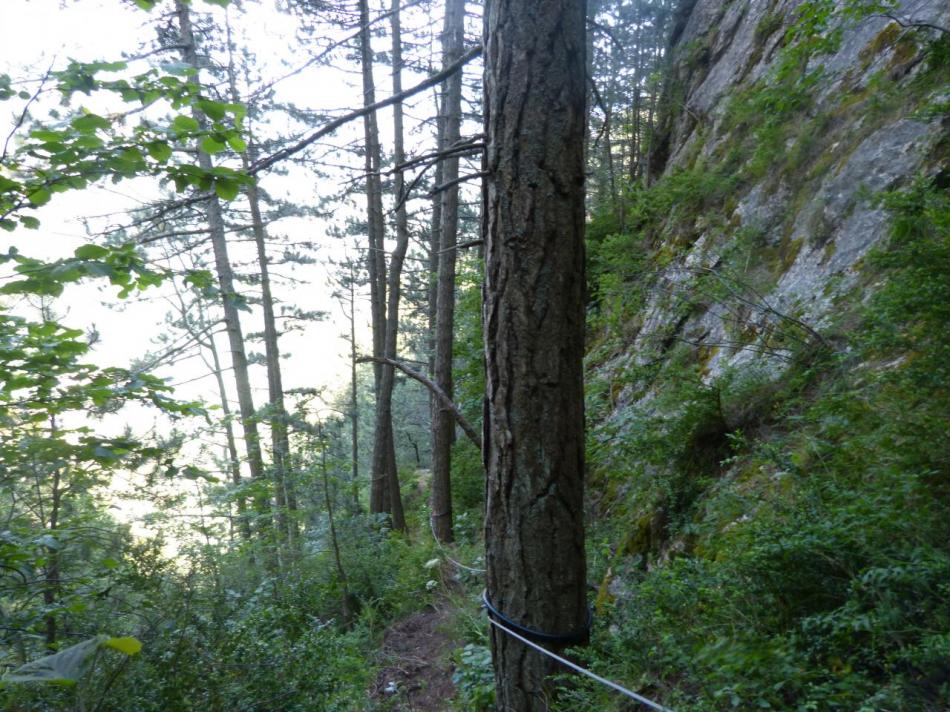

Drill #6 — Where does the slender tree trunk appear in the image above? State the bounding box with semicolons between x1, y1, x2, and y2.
358;0;392;518
483;0;589;709
430;0;466;544
176;0;274;549
246;162;299;548
319;425;354;624
348;267;361;514
168;276;253;543
374;0;414;532
203;310;254;543
43;448;61;652
427;88;444;435
222;12;299;549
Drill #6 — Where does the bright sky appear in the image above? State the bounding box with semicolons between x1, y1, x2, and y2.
0;0;379;543
0;0;483;547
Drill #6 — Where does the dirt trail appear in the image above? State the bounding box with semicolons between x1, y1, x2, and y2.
371;604;457;711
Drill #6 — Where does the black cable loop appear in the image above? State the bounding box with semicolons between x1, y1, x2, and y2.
481;589;592;646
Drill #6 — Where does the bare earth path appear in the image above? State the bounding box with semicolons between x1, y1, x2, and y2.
371;604;457;711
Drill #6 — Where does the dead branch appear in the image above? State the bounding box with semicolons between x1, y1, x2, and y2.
356;355;481;451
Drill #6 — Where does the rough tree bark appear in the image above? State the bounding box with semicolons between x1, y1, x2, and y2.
430;0;466;545
482;0;589;709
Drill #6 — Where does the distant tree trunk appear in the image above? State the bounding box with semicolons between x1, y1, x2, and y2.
319;424;354;624
358;0;394;520
348;264;361;514
43;447;61;652
246;166;299;548
375;0;411;532
427;89;444;441
168;278;253;542
201;304;253;542
430;0;466;544
482;0;589;709
176;0;273;547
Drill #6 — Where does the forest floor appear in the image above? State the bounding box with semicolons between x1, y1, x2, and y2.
371;603;458;710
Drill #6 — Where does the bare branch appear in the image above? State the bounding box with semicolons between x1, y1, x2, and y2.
356;355;481;451
427;171;487;197
248;44;483;175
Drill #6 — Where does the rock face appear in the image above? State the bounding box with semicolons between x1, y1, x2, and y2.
603;0;947;397
589;0;947;558
584;4;948;706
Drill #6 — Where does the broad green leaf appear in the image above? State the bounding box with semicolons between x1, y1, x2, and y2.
116;147;145;170
197;98;227;121
200;136;227;154
27;188;51;206
146;140;172;163
184;269;214;290
103;637;142;656
30;129;64;142
74;244;109;260
4;635;143;686
224;102;246;122
214;178;239;201
74;134;105;149
71;113;110;133
171;114;200;133
227;134;247;152
19;216;40;229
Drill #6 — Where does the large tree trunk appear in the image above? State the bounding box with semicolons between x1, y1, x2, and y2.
176;0;273;547
482;0;589;709
430;0;466;545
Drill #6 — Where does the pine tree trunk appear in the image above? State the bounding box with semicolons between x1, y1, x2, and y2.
428;96;444;438
348;267;361;514
246;160;299;548
430;0;466;544
375;0;416;532
201;301;254;542
358;0;393;519
176;0;274;548
482;0;589;708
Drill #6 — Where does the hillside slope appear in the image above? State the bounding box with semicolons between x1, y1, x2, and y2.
580;1;949;709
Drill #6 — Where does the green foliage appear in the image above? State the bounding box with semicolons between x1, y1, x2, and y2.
574;179;950;710
450;256;487;516
1;54;250;233
452;643;495;711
